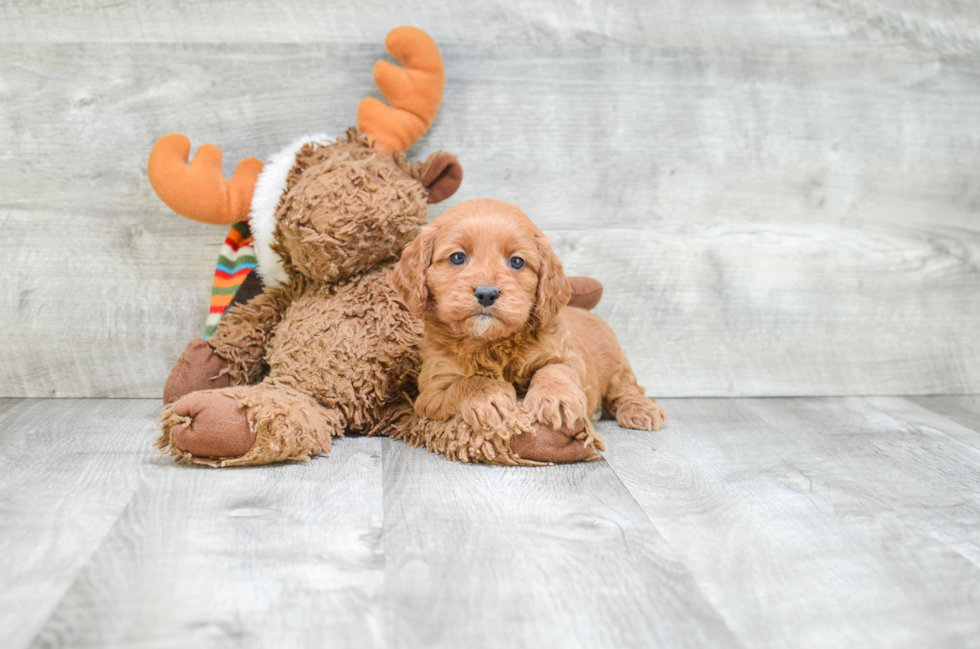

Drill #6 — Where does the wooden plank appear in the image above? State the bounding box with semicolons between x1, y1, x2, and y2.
558;225;980;396
0;206;217;398
0;398;23;419
25;434;386;649
379;438;739;649
0;0;692;45
0;399;158;649
2;0;978;51
600;397;980;648
908;395;980;442
859;396;980;564
3;39;980;398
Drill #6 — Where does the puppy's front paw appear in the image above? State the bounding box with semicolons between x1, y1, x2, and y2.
523;384;590;431
614;396;666;431
461;388;516;431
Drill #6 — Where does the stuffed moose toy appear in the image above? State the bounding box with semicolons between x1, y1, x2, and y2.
151;27;605;466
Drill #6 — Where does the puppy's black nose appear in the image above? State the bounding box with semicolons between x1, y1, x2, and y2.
474;285;500;307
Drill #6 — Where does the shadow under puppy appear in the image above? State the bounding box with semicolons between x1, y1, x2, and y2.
392;198;666;460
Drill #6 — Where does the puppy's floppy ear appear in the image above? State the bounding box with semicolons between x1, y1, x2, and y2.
531;235;572;328
419;152;462;204
393;224;439;316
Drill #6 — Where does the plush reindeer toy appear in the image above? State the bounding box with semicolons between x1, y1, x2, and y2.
151;27;605;466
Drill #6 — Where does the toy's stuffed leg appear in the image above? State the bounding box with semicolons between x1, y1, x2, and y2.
388;400;604;466
163;338;231;404
508;418;603;464
156;381;343;467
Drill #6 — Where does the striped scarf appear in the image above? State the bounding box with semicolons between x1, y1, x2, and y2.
204;221;257;338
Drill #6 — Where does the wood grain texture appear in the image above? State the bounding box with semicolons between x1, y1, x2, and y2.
908;395;980;440
26;436;386;649
0;398;23;419
379;438;738;649
3;396;980;647
600;397;980;648
2;0;979;52
1;1;980;397
0;399;158;649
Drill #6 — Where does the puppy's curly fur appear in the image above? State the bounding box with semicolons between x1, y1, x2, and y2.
392;198;666;443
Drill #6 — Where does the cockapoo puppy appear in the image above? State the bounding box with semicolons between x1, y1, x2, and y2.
392;198;665;447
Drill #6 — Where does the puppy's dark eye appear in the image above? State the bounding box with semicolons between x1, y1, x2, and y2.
449;252;467;266
509;256;525;270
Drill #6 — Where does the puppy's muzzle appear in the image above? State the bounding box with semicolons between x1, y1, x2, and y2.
474;285;499;307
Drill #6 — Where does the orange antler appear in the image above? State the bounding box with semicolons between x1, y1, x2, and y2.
147;133;264;225
358;26;445;153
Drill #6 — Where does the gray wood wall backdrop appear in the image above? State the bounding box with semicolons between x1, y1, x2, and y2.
1;1;979;398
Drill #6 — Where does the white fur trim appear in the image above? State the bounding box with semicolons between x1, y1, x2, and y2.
249;133;331;286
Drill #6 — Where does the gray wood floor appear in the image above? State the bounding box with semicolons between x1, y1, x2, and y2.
1;396;978;649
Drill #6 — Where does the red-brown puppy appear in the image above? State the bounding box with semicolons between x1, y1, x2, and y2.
392;198;666;443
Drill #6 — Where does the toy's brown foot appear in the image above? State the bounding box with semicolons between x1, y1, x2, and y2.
169;392;255;458
163;338;230;404
388;399;605;466
157;383;342;466
510;419;600;463
567;276;603;311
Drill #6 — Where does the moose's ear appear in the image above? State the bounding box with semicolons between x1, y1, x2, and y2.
421;152;463;203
